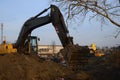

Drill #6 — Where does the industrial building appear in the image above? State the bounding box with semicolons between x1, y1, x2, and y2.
38;45;63;57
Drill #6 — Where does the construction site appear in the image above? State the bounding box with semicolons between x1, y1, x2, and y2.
0;3;120;80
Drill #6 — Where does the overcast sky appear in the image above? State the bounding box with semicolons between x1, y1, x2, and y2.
0;0;120;48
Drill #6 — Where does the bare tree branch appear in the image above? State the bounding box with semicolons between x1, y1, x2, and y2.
52;0;120;28
115;31;120;38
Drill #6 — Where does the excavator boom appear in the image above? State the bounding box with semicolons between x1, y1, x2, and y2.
15;15;51;51
15;5;73;53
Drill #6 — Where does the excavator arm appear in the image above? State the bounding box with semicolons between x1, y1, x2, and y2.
50;5;73;47
15;5;73;53
15;15;51;51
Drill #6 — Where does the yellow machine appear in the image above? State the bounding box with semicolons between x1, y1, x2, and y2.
89;43;97;53
0;41;17;54
94;50;105;57
89;43;104;57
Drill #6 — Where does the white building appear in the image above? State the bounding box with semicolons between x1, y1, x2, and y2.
38;45;63;57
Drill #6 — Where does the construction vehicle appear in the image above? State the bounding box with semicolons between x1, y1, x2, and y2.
0;41;17;54
89;43;97;54
89;43;105;57
13;5;75;55
0;5;90;69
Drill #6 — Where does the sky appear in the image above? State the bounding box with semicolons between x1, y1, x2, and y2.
0;0;120;48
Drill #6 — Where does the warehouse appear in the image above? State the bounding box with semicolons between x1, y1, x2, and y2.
38;45;63;57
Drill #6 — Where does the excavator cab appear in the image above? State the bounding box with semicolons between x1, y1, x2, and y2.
23;36;39;54
29;36;39;54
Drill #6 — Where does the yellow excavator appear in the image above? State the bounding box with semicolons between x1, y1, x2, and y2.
0;5;90;70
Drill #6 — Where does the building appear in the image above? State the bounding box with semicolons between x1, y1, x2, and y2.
38;45;63;57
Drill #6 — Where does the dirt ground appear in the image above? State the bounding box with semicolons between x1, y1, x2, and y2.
0;50;120;80
86;50;120;80
0;53;72;80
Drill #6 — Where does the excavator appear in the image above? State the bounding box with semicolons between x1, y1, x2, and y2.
0;5;90;69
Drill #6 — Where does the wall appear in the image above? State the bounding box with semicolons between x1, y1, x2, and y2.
38;45;63;57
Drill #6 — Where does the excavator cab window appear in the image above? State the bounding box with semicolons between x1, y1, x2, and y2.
29;36;39;54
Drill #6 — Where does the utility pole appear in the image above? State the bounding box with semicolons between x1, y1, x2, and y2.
1;23;3;44
52;41;55;55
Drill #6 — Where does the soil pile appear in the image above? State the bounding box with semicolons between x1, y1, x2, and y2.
63;50;120;80
86;50;120;80
0;50;120;80
0;53;72;80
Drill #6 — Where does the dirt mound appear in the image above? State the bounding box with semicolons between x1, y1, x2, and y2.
0;50;120;80
64;50;120;80
64;71;91;80
0;53;72;80
87;50;120;80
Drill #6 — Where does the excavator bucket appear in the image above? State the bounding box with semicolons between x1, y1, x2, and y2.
60;44;90;70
